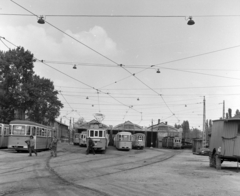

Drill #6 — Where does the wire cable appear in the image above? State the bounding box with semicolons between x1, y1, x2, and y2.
1;13;240;18
59;91;74;111
10;0;178;122
0;38;11;49
2;36;142;116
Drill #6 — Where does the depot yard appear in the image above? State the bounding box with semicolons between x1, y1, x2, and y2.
0;143;240;196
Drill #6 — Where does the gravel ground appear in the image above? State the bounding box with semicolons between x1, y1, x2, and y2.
0;143;240;196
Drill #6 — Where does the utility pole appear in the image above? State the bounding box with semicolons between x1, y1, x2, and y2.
151;119;153;148
69;117;72;144
202;96;206;148
223;100;225;119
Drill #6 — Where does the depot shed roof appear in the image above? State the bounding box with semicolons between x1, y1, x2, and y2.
112;121;144;131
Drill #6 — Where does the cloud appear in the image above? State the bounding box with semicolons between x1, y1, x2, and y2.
0;25;119;62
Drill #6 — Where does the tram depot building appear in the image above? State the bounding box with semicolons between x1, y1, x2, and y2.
74;119;182;148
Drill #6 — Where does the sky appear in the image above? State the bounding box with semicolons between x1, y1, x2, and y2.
0;0;240;129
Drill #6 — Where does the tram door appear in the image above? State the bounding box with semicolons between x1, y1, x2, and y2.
146;132;157;147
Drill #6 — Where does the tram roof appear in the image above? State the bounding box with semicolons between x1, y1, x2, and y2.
117;131;132;135
9;120;51;128
74;119;109;129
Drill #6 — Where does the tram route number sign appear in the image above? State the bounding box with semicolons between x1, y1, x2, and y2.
93;113;105;123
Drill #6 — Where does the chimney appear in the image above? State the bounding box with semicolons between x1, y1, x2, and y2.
158;119;160;124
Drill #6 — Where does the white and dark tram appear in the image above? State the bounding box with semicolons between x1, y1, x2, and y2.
86;120;109;153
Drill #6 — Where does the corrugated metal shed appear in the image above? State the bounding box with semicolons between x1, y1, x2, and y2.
211;117;240;157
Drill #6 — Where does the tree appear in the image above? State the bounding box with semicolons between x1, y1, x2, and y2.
74;117;86;128
174;124;181;129
0;47;63;124
235;109;240;117
26;75;63;125
0;47;35;122
228;108;232;118
181;120;190;139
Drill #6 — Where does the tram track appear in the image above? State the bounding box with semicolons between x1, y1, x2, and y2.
68;151;179;182
47;147;181;184
46;156;111;196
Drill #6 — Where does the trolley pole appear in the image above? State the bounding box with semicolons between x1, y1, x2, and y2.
151;119;153;148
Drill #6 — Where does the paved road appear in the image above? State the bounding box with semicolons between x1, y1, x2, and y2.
0;143;240;196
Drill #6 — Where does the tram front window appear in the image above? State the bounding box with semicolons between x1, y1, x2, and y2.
95;131;98;137
12;125;25;135
99;130;103;137
90;130;94;137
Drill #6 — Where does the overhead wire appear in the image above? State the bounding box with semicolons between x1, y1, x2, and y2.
0;37;11;49
1;13;240;18
8;1;240;125
54;84;240;90
10;0;179;122
1;36;143;116
36;60;240;72
59;91;74;111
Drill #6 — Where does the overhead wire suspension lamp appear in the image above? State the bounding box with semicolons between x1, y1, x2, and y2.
37;16;45;24
187;16;195;25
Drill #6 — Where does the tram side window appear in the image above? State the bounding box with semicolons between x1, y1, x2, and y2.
0;127;2;135
99;130;103;137
4;128;7;135
32;127;36;136
9;126;11;135
26;126;31;136
238;123;240;135
90;130;94;137
36;127;40;136
42;129;44;136
12;125;25;135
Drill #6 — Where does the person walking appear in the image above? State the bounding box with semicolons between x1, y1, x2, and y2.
25;135;37;156
50;136;58;157
86;138;95;155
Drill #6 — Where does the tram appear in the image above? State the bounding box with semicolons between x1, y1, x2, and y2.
86;122;109;153
79;131;87;147
73;132;80;145
132;133;145;149
0;123;9;148
115;131;132;150
8;120;53;152
162;136;182;149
